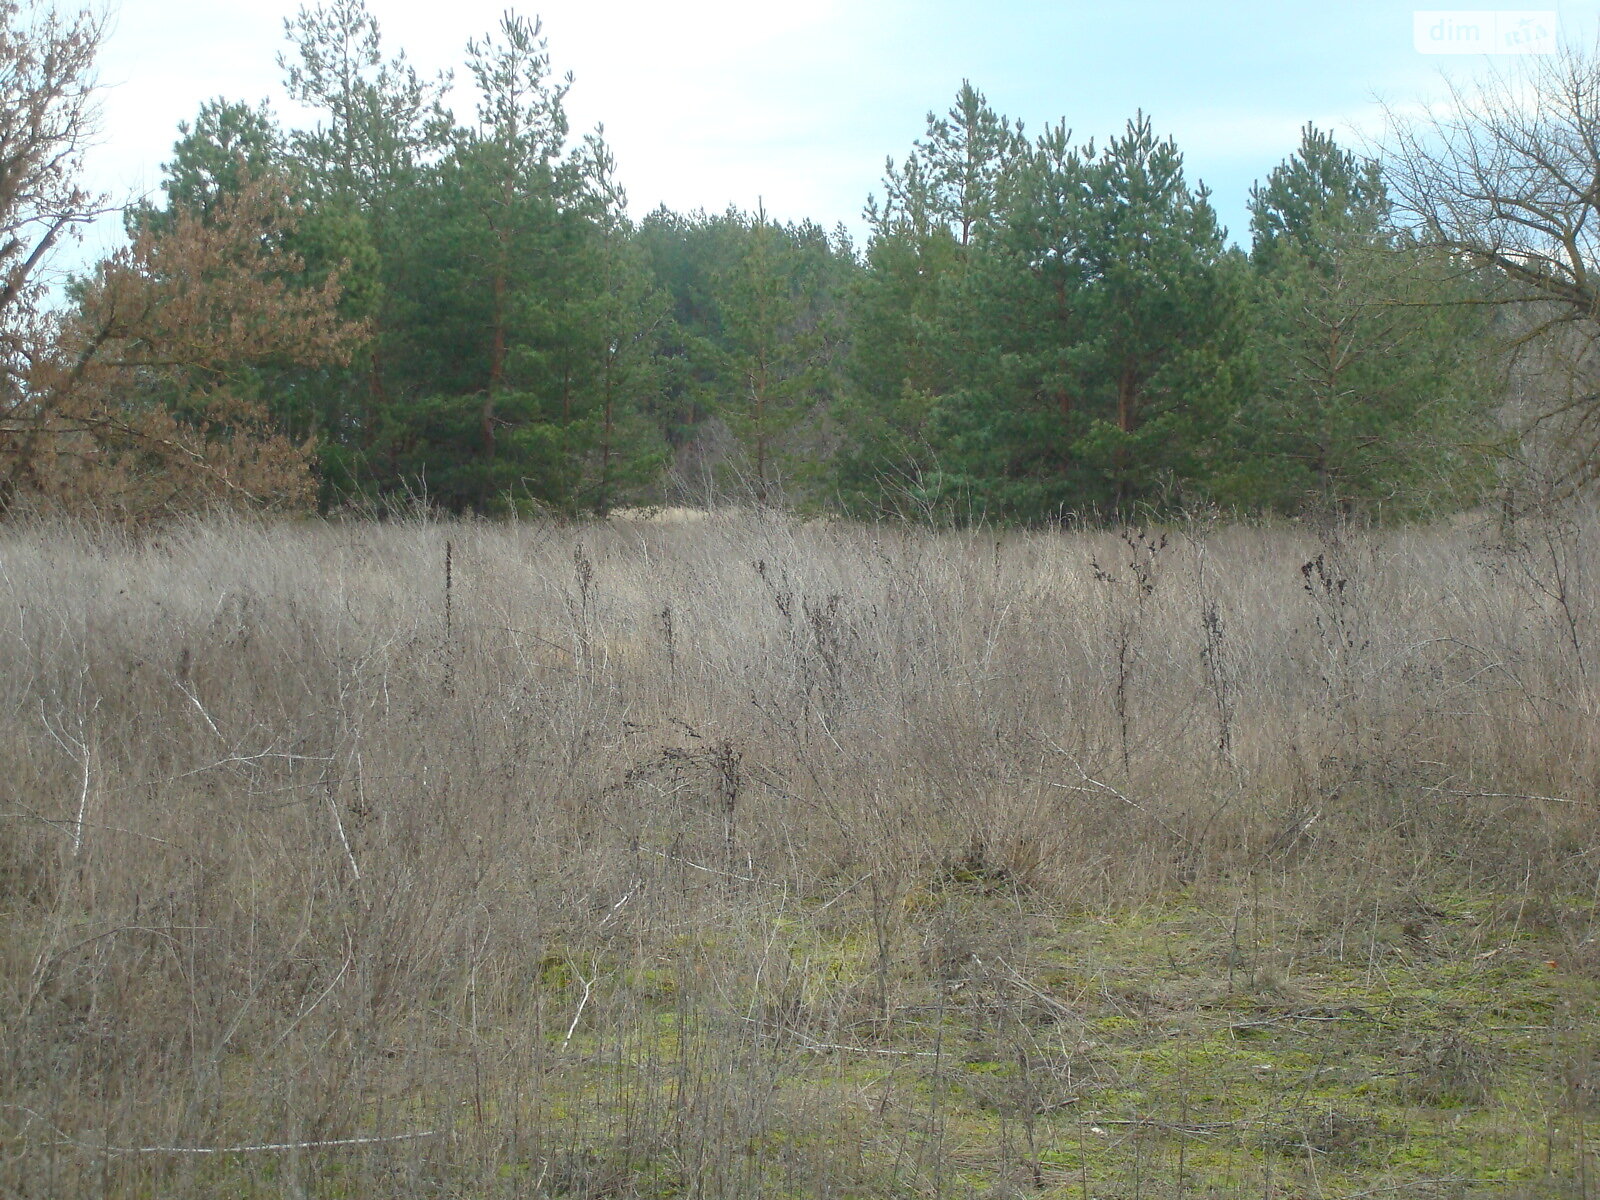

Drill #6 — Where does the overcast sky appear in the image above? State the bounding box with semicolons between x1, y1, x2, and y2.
81;0;1600;257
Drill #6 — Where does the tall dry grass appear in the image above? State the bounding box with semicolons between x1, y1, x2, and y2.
0;507;1596;1196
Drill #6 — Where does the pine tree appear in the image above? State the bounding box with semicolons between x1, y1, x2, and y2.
716;207;843;504
1232;126;1493;516
278;0;449;498
930;114;1250;520
1248;124;1385;272
130;98;382;507
635;206;750;457
372;11;582;512
925;121;1092;519
1066;113;1250;509
279;0;449;210
137;99;288;224
367;14;678;514
839;83;1025;515
19;174;365;517
873;80;1027;249
565;134;672;514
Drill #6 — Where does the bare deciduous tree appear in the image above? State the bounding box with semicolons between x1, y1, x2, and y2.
0;2;103;414
1385;47;1600;487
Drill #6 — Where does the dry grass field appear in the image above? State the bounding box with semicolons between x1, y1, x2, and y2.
1;507;1598;1198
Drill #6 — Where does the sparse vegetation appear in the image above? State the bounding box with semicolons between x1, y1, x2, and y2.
2;506;1598;1197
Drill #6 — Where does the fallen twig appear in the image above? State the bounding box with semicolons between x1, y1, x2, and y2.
85;1130;440;1156
0;1106;439;1157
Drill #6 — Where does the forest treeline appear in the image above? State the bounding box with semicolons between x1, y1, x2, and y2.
0;1;1563;523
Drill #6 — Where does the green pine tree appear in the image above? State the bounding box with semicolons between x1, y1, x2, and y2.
373;11;583;512
1228;126;1495;517
836;83;1025;516
930;113;1251;520
715;207;843;504
564;134;672;514
279;0;450;502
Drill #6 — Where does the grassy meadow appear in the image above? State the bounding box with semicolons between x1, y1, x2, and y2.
1;508;1598;1198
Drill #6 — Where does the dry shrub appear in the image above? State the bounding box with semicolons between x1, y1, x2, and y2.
1;506;1597;1196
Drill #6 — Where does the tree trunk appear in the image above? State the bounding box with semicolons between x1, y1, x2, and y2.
1114;361;1139;509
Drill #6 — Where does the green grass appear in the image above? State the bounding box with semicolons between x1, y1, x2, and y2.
437;877;1598;1197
